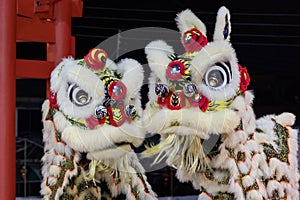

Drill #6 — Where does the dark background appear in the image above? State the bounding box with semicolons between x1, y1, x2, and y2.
16;0;300;197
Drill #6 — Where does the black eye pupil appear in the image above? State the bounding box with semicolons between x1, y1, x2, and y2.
76;90;88;103
204;62;232;89
68;84;91;106
208;70;224;87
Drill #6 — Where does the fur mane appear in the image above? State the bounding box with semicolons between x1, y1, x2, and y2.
144;134;210;178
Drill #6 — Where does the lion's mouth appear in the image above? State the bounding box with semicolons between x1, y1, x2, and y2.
85;141;134;161
164;123;223;158
80;142;134;169
144;127;223;175
114;142;135;149
99;141;134;152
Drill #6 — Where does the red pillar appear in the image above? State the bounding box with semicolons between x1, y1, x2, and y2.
0;0;16;198
55;0;73;63
47;0;72;99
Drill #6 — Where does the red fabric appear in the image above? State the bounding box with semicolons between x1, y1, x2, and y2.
86;115;105;129
182;28;208;53
166;92;185;110
107;105;127;127
108;81;127;100
157;95;166;108
187;93;202;107
187;94;209;112
199;96;209;112
166;61;185;80
86;104;131;129
238;64;250;92
157;91;209;112
49;91;58;109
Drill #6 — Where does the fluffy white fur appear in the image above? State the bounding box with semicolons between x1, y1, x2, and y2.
57;113;144;154
143;5;300;200
190;40;240;101
105;58;118;70
228;180;244;200
242;91;256;134
246;190;263;200
143;106;240;136
41;52;157;199
267;180;285;198
86;144;131;160
198;192;215;200
256;115;284;150
288;128;300;182
147;73;160;105
145;40;174;83
51;58;105;119
144;89;250;137
275;112;295;126
41;101;81;200
116;58;144;106
91;152;156;200
213;6;231;41
175;9;207;36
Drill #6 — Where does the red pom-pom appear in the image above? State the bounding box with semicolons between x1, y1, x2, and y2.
199;95;209;112
49;91;58;109
238;64;250;92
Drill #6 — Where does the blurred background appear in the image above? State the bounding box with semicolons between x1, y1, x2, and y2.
16;0;300;198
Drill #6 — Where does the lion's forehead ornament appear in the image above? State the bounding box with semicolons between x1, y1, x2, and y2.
41;48;156;200
143;6;299;200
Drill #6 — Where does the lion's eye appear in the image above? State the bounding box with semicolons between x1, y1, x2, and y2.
68;84;91;106
204;62;232;90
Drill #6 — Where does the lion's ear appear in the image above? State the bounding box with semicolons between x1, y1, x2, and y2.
145;40;174;84
213;6;231;41
175;9;207;37
115;58;144;104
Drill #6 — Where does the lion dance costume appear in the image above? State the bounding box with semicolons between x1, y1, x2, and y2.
143;7;300;199
40;48;156;199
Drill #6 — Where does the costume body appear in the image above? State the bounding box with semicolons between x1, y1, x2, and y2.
41;48;156;200
143;7;299;199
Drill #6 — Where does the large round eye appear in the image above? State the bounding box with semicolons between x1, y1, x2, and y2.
204;62;232;90
68;84;91;106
